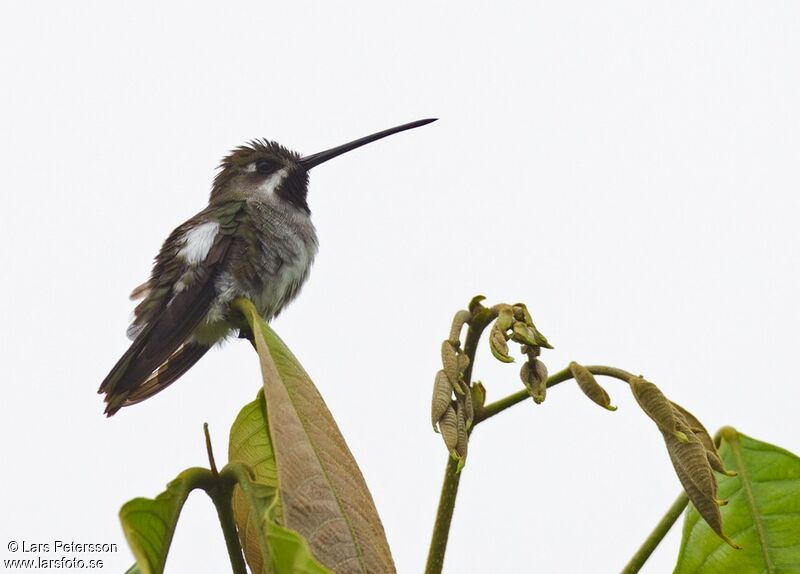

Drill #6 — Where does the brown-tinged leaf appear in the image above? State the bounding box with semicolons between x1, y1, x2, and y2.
569;362;616;411
431;370;452;432
233;299;396;573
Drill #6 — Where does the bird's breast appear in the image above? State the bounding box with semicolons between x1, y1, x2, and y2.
240;204;318;321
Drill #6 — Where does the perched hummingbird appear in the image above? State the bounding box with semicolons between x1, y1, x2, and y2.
99;119;436;416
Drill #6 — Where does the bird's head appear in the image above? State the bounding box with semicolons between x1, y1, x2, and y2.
210;118;437;213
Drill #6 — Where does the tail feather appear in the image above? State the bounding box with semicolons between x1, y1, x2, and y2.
123;343;210;408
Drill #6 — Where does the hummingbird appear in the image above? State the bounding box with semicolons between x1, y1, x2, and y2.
99;118;436;416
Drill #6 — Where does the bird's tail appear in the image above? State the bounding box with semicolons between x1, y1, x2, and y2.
99;340;210;416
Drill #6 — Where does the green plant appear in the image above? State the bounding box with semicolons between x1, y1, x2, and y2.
120;296;800;573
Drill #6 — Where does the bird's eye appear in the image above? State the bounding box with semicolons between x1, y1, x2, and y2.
255;159;276;174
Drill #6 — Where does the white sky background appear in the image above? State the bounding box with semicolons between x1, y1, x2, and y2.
1;2;799;572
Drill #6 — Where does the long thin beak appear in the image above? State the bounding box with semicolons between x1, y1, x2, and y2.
299;118;437;170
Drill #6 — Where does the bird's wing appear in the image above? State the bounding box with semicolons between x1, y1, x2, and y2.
99;201;246;415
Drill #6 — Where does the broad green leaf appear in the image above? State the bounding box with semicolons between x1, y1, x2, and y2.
232;298;396;574
674;428;800;573
119;467;213;574
229;393;280;573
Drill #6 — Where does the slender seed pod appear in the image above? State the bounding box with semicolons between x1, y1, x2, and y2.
569;362;616;411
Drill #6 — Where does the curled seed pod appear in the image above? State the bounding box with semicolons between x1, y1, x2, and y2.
449;309;472;345
629;376;682;434
431;370;452;432
468;295;487;314
489;324;514;363
496;305;515;330
441;340;460;384
439;403;458;452
671;401;736;476
569;362;617;411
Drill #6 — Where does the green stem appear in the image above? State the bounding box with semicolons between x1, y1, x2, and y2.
424;456;463;574
202;423;246;573
208;483;248;574
474;365;634;424
620;491;689;574
424;309;497;574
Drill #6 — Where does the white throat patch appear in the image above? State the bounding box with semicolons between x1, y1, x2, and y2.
179;221;220;264
257;168;289;197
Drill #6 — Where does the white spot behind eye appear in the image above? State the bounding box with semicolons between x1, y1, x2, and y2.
243;163;257;173
257;168;289;196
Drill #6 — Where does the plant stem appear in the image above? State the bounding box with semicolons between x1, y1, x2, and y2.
425;456;463;574
425;309;497;574
208;483;248;574
474;365;634;424
620;491;689;574
204;422;220;479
